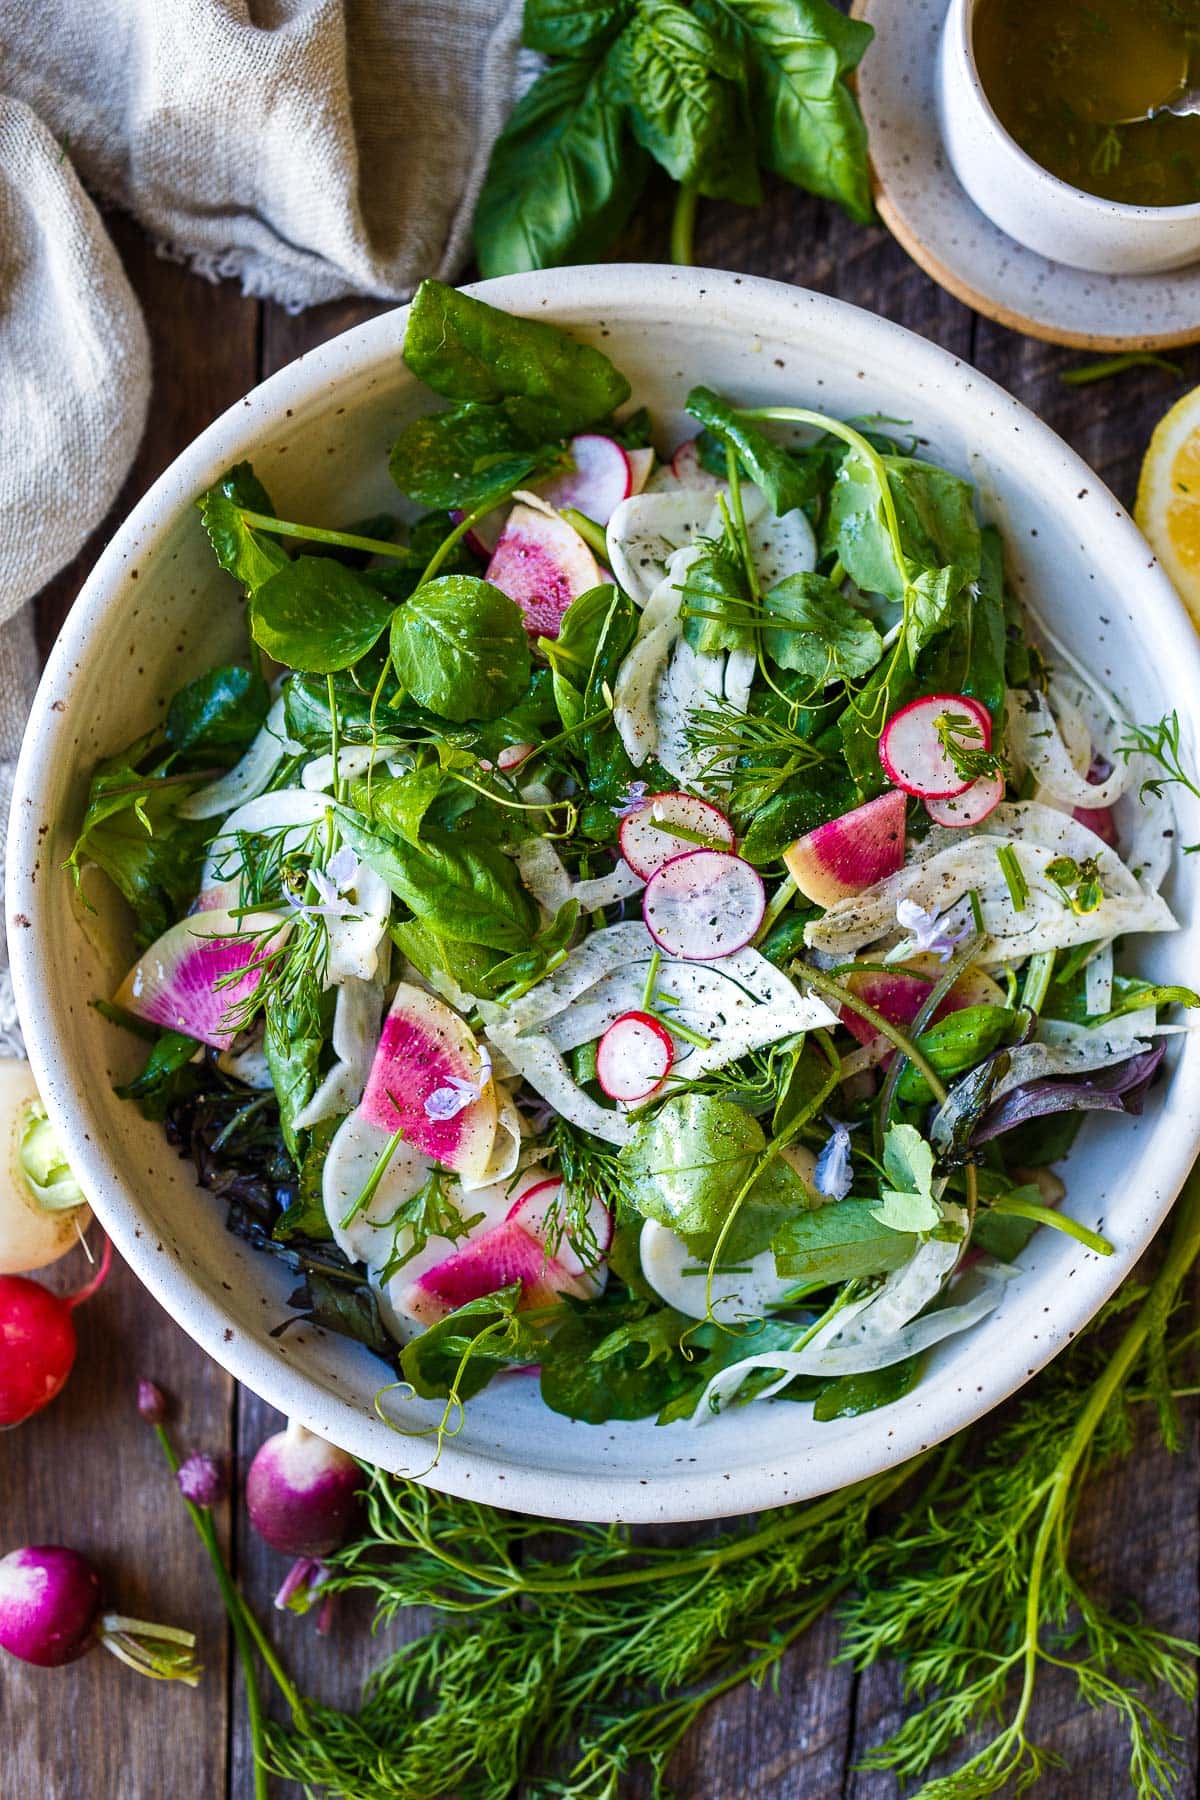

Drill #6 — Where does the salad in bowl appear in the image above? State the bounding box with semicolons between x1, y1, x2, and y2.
68;280;1194;1445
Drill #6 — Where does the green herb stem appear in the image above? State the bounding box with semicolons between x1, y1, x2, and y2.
670;182;698;267
1059;352;1181;386
794;960;950;1106
875;929;981;1147
990;1194;1114;1257
561;507;610;562
237;510;407;561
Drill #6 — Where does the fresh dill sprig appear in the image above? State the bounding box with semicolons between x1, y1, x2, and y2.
1119;711;1200;805
933;706;1005;784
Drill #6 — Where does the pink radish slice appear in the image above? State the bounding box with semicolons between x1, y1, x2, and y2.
618;791;735;881
783;789;907;908
450;504;508;560
671;438;721;492
925;772;1004;828
840;959;1006;1049
627;446;655;495
507;1177;613;1285
642;851;765;961
879;693;992;800
113;909;288;1051
539;435;632;525
485;503;603;638
1072;801;1117;847
359;982;497;1179
497;741;535;773
398;1222;586;1326
595;1011;675;1102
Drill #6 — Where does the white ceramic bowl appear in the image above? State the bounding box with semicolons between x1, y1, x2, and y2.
10;266;1200;1523
938;0;1200;274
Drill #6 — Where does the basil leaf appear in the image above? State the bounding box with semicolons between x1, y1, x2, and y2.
773;1197;918;1284
390;575;530;724
476;56;650;276
388;402;552;511
250;557;395;672
918;523;1007;722
197;462;290;594
113;1029;199;1118
388;917;501;1001
737;759;857;863
264;974;330;1159
685;385;812;516
351;765;444;848
337;809;537;951
762;572;883;681
895;1005;1016;1107
524;0;635;55
609;0;762;204
403;278;630;434
703;0;874;223
165;664;270;754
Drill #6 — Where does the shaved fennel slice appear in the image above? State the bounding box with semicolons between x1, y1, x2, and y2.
301;745;398;792
322;1112;430;1265
613;621;675;768
179;695;301;820
640;1218;797;1323
293;975;385;1131
487;1025;633;1147
199;787;329;893
806;833;1175;966
1085;939;1114;1015
925;803;1143;898
460;1087;523;1191
326;857;391;984
1007;688;1131;810
500;922;652;1035
606;491;718;605
516;836;644;914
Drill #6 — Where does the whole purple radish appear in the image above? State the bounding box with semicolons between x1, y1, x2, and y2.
246;1420;363;1629
0;1544;199;1681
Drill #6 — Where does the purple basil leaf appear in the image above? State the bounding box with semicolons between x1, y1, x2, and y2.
970;1044;1165;1147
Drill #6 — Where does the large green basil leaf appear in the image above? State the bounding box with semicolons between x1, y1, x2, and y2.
390;575;530;723
165;664;270;754
895;1005;1015;1105
403;278;630;435
608;0;762;203
388;916;501;1001
824;453;981;604
773;1197;918;1283
250;557;395;672
337;809;537;951
762;572;883;681
351;765;445;848
476;57;650;276
197;462;290;594
702;0;874;223
524;0;635;54
685;386;813;516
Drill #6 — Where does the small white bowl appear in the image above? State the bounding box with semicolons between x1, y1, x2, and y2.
938;0;1200;274
10;266;1200;1522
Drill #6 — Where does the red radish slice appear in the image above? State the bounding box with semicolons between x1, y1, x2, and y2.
507;1177;613;1285
359;982;497;1180
595;1011;675;1103
642;851;765;961
497;740;535;773
1072;801;1117;847
618;791;735;880
879;693;992;799
840;957;1006;1049
485;503;603;638
783;789;907;907
671;438;721;491
540;434;632;525
113;909;289;1051
925;772;1004;828
626;446;655;495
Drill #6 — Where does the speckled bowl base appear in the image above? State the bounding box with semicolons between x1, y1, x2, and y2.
853;0;1200;349
10;267;1200;1522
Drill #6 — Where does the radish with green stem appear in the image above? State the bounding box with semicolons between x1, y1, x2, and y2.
0;1233;112;1426
0;1544;200;1682
246;1420;364;1629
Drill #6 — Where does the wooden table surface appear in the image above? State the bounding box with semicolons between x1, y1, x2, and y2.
5;178;1200;1799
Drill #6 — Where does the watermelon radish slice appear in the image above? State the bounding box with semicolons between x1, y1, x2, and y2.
879;694;992;800
485;504;604;638
925;773;1005;828
113;909;289;1050
618;791;735;880
627;446;655;494
671;438;722;491
540;434;632;525
1072;801;1118;847
359;982;498;1180
783;789;907;908
839;957;1005;1050
595;1011;674;1102
642;851;765;960
506;1176;613;1288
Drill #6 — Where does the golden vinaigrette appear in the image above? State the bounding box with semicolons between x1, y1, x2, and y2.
973;0;1200;207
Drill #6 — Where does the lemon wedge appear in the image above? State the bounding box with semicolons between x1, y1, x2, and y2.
1135;384;1200;627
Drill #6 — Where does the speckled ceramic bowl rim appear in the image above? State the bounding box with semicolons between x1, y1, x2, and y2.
10;266;1200;1523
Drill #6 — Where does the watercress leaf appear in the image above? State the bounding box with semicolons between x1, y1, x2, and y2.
872;1120;940;1233
825;453;980;605
403;278;631;434
476;56;650;276
608;0;762;204
685;386;812;516
702;0;874;223
250;557;395;673
390;575;530;724
389;402;552;511
197;462;291;594
524;0;635;54
773;1196;918;1283
895;1004;1015;1105
680;531;755;657
337;809;537;951
165;664;270;755
812;1354;921;1421
762;572;883;681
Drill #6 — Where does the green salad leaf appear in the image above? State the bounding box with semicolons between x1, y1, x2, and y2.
523;0;635;55
197;462;290;593
773;1197;918;1283
762;572;883;681
389;576;531;723
872;1122;941;1234
337;809;537;951
165;664;270;754
685;385;812;516
250;557;395;672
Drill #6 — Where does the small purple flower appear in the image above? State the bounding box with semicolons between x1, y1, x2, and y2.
177;1452;227;1509
896;897;970;963
814;1118;855;1201
137;1379;168;1424
285;847;361;920
614;780;649;818
424;1076;480;1121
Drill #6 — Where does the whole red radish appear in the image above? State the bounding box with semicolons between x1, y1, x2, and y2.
0;1543;199;1681
0;1234;111;1426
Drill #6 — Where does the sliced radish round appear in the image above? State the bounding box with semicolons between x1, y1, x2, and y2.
359;982;497;1180
783;789;907;908
618;791;735;880
113;909;290;1051
925;772;1005;828
507;1176;613;1288
485;503;603;638
540;434;632;525
626;446;655;495
595;1011;675;1103
1072;801;1118;847
671;438;722;491
642;851;765;961
879;693;992;800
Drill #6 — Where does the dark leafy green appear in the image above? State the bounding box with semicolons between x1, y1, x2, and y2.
390;577;531;724
165;664;270;755
197;463;290;594
773;1198;918;1284
337;809;537;952
762;573;883;682
250;558;395;672
685;385;812;516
